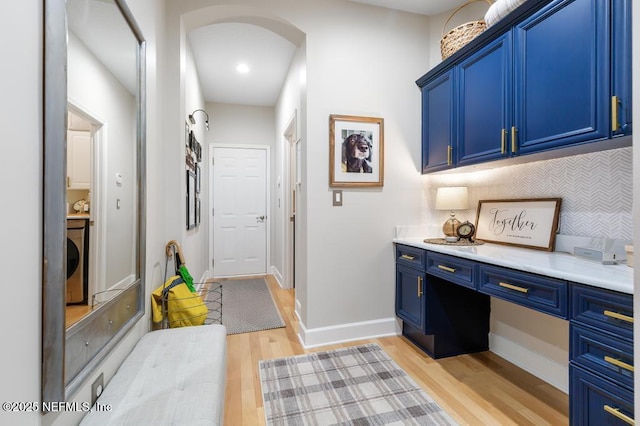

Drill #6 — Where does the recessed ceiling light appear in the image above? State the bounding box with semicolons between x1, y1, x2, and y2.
236;63;250;74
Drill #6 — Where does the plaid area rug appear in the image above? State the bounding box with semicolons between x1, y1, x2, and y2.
259;344;457;425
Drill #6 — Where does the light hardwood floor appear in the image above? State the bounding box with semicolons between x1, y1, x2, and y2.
224;275;569;425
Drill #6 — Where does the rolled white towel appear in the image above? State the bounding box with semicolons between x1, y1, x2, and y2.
485;0;528;27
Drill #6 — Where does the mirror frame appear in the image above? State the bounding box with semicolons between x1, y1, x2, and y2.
43;0;146;404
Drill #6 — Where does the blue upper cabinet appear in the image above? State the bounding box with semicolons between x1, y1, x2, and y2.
417;0;631;173
612;0;632;136
458;33;512;166
514;0;608;154
421;70;456;173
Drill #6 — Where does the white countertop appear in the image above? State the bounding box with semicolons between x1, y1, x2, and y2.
394;237;634;295
67;213;90;219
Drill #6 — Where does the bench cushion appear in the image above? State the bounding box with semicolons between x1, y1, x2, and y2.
80;325;227;425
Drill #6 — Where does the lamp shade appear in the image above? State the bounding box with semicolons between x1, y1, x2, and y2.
435;187;469;210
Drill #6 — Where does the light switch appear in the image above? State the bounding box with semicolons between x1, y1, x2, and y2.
116;199;121;209
333;190;342;207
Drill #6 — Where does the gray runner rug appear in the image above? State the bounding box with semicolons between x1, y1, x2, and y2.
210;278;285;335
259;344;457;425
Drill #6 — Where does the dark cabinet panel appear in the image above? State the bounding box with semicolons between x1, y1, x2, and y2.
395;264;425;331
421;70;455;173
570;365;634;426
514;0;609;153
458;33;512;166
417;0;631;174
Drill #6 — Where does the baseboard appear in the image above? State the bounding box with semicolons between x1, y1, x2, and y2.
196;270;209;292
489;332;568;393
295;299;302;322
270;266;284;288
298;317;402;349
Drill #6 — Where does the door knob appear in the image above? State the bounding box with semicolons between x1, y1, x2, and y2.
257;215;266;223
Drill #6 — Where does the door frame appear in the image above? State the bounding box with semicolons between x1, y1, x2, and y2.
283;111;298;289
209;144;271;278
68;100;106;306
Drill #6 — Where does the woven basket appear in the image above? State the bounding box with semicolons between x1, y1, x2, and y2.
441;0;493;60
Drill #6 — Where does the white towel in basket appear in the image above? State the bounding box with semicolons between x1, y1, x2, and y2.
485;0;528;27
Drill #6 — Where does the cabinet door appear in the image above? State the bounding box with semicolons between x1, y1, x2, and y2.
611;0;632;137
421;70;455;173
395;264;425;331
513;0;608;154
458;33;512;166
67;130;91;189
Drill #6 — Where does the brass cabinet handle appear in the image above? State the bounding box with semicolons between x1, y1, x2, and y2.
67;176;70;188
603;405;634;425
417;276;423;298
498;281;529;294
604;310;634;324
447;145;452;166
437;265;456;273
401;254;415;261
604;355;634;372
501;128;506;154
612;95;620;132
511;126;517;153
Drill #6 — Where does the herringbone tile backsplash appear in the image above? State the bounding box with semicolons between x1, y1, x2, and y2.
424;147;632;240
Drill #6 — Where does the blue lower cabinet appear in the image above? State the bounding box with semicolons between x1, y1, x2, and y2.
395;264;425;331
570;364;634;425
478;264;568;318
570;324;634;391
400;275;490;359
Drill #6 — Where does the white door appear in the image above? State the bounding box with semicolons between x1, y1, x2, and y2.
212;146;268;276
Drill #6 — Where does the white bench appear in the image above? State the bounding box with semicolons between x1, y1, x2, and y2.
80;325;227;425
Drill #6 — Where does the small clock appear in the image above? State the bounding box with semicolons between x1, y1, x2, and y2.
456;221;476;241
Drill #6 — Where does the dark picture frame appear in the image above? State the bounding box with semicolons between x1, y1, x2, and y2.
186;170;196;230
185;121;190;148
196;164;201;194
329;114;384;187
474;198;562;251
196;198;201;226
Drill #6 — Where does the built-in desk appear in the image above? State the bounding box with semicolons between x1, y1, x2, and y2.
394;238;634;426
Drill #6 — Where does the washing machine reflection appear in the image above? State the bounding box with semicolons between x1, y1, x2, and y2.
67;219;88;304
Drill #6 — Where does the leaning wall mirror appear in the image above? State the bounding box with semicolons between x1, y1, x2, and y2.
43;0;146;403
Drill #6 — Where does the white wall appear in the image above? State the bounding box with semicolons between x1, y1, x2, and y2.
274;44;305;290
0;0;43;424
182;40;208;282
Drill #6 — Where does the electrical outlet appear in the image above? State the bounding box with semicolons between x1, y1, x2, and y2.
91;373;104;406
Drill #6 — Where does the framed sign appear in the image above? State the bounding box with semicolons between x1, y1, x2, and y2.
475;198;562;251
329;114;384;187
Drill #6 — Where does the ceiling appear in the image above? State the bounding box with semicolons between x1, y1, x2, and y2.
188;0;467;106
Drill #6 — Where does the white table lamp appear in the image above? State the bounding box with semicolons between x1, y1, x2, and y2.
435;186;469;242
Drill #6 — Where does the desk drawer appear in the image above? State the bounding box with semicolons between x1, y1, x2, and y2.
570;324;633;391
396;244;426;270
570;364;634;426
572;284;633;341
426;252;475;290
478;264;568;318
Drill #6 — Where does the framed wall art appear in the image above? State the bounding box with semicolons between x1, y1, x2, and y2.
186;170;196;230
474;198;562;251
329;114;384;187
196;164;201;194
